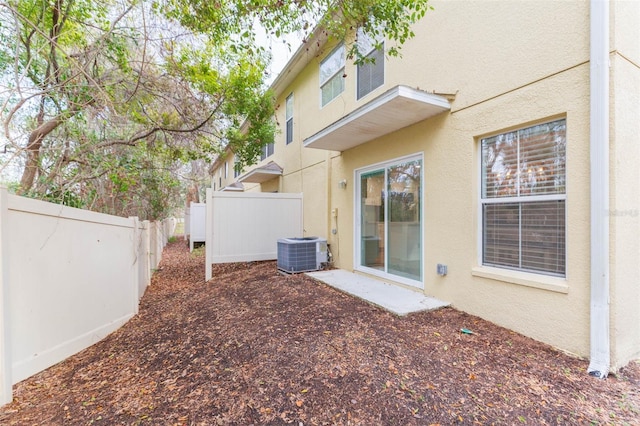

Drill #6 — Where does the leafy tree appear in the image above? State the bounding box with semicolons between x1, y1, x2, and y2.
0;0;431;218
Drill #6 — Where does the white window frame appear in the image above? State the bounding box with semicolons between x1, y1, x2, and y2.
261;141;274;161
354;152;424;288
478;119;567;277
320;44;345;107
234;159;241;178
285;93;293;145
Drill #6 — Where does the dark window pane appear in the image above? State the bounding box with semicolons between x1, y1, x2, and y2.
357;47;384;100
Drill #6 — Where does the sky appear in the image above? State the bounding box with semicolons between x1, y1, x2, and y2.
257;25;302;85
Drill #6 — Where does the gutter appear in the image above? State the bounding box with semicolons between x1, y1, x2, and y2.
587;0;610;379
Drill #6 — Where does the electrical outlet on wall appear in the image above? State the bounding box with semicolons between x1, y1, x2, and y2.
437;264;448;276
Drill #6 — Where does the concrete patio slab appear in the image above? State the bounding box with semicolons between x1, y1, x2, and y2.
306;269;450;316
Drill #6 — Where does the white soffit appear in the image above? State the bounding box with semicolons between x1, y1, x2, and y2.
237;161;283;184
304;85;451;151
221;182;244;192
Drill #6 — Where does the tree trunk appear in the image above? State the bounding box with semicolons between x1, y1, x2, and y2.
17;116;67;195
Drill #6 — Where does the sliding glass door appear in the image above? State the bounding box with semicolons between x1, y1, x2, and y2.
357;155;423;286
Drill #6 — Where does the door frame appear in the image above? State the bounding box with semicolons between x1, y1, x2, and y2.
353;152;424;289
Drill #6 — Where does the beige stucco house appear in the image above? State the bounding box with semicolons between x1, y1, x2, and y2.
209;0;640;376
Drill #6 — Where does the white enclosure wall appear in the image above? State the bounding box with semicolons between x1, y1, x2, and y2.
0;188;173;405
189;203;206;251
205;190;303;280
4;194;136;386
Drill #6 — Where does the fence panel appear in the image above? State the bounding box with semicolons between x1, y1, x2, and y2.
137;220;151;300
205;190;303;280
5;194;136;386
189;203;206;251
0;188;173;404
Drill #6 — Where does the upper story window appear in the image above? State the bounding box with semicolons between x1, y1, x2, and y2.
481;119;567;276
234;158;241;178
261;141;275;161
224;161;228;179
356;29;384;100
285;93;294;144
320;44;345;106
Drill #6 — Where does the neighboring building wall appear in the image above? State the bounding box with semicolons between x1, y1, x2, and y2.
210;150;237;191
284;1;594;361
336;0;591;359
214;0;640;370
609;0;640;368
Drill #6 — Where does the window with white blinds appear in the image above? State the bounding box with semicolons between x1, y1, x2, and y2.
285;94;293;144
320;44;345;106
481;119;566;276
357;46;384;100
356;29;384;100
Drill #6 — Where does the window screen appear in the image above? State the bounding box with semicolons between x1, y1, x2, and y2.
320;44;345;106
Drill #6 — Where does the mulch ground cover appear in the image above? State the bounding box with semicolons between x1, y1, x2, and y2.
1;241;639;425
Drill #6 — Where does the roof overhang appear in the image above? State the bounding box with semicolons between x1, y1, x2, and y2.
304;85;451;152
237;161;283;184
221;182;244;192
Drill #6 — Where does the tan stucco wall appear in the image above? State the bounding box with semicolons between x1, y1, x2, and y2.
609;0;640;368
612;0;640;67
226;0;640;367
391;0;590;110
304;2;591;358
332;63;591;358
210;153;236;191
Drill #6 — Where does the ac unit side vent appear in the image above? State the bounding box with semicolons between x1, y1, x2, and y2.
277;237;328;273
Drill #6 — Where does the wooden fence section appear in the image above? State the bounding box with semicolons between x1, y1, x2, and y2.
205;190;303;280
0;188;175;404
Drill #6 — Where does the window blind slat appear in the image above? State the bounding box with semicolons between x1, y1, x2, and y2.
521;201;566;274
357;47;384;100
481;119;566;276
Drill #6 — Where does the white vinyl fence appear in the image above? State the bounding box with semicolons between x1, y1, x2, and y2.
0;188;176;404
205;190;303;280
189;202;206;252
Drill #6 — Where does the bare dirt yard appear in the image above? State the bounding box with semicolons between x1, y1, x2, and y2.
1;241;639;425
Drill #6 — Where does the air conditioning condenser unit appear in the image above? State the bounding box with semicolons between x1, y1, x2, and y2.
277;237;328;273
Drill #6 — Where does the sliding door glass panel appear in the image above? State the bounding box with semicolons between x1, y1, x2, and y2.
387;160;422;281
360;170;385;271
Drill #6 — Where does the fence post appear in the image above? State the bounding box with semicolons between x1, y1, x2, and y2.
143;220;151;281
205;189;213;281
0;188;13;404
130;217;140;314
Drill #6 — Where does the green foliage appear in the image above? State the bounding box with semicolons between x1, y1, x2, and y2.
222;59;276;171
25;184;86;209
157;0;433;63
1;0;433;218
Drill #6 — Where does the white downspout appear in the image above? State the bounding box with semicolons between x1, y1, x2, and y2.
588;0;610;379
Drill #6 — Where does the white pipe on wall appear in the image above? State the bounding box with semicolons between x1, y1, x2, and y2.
588;0;610;379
